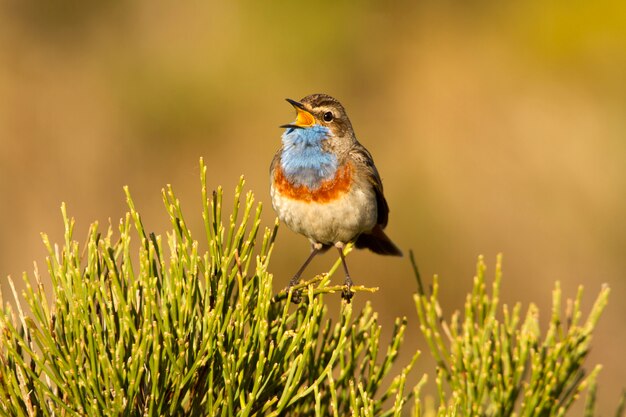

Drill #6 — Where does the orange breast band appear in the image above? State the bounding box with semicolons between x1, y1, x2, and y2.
274;163;353;203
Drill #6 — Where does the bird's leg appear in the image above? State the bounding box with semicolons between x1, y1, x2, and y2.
336;243;354;302
287;245;321;303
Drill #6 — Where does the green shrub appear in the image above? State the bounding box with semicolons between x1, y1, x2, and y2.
413;254;612;417
0;158;619;416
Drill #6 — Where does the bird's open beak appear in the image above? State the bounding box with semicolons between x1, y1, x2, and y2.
280;98;315;129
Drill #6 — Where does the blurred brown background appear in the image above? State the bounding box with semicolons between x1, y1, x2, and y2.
1;1;625;413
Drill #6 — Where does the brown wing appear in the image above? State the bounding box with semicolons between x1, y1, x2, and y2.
351;144;402;256
270;149;282;176
350;144;389;228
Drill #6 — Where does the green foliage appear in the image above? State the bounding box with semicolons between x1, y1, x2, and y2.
0;159;415;416
413;254;612;417
0;158;619;416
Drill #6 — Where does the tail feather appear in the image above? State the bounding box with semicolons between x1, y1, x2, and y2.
355;225;403;256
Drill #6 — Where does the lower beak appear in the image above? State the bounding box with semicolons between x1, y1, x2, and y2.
280;98;315;129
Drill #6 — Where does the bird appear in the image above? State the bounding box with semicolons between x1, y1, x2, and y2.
270;93;402;302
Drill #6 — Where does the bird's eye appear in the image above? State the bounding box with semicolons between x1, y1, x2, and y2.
323;111;334;122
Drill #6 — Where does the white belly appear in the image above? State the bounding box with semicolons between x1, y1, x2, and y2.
270;185;377;245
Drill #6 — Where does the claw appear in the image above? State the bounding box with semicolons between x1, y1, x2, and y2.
341;284;354;303
288;287;302;304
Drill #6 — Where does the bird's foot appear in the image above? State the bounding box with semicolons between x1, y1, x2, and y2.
341;276;354;303
287;287;302;304
286;276;303;304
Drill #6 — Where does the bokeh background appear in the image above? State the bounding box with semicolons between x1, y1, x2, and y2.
1;1;625;413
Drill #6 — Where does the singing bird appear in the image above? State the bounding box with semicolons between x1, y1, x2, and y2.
270;94;402;301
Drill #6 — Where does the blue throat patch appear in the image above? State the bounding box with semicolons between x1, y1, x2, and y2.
281;124;337;189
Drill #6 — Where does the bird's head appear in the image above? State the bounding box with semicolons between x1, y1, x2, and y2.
280;94;355;149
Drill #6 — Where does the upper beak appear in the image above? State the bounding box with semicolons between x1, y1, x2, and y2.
280;98;315;129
